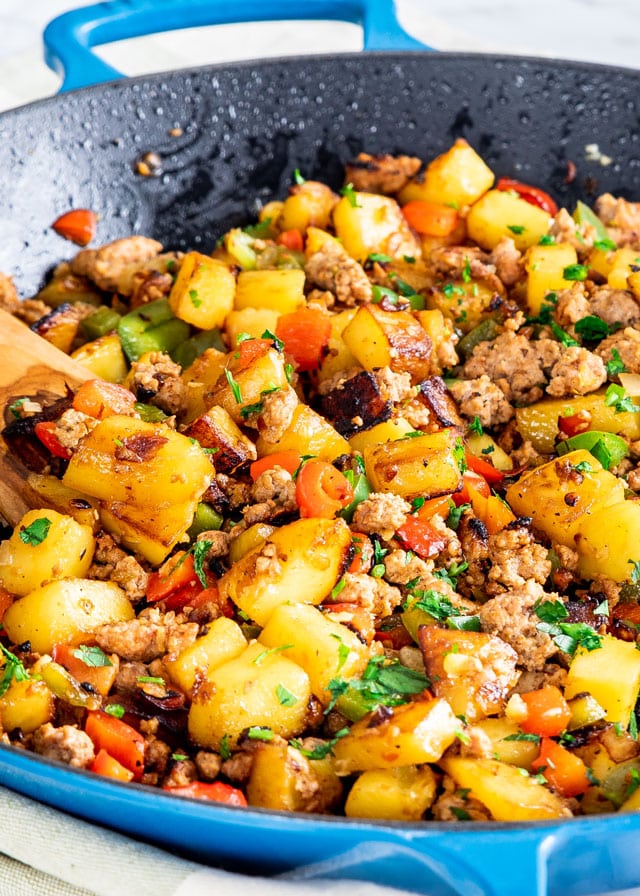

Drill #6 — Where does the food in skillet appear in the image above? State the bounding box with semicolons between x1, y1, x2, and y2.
3;138;640;821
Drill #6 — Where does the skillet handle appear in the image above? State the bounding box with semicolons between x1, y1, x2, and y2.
44;0;429;93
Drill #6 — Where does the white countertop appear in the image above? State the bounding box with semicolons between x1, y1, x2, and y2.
1;0;639;112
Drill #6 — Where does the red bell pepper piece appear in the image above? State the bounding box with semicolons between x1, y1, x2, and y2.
249;449;302;481
451;469;491;506
275;307;332;372
395;515;447;559
146;552;201;604
90;748;134;782
520;685;572;737
465;452;505;485
401;200;459;236
532;737;590;798
347;532;374;575
277;228;304;252
51;208;97;246
34;421;72;459
85;710;145;780
558;409;592;438
496;177;558;216
296;459;354;518
163;781;247;807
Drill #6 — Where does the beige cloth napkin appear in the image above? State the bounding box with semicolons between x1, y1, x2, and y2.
0;784;419;896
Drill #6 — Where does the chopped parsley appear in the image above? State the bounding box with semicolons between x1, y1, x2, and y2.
220;734;232;760
468;416;483;436
629;559;640;584
574;315;611;341
453;437;467;473
502;732;541;743
447;501;471;530
462;257;472;283
8;397;27;419
225;368;242;404
72;645;113;668
189;289;202;308
104;703;125;719
327;656;429;716
340;183;359;207
252;644;294;665
372;285;400;305
538;234;556;245
290;727;349;760
450;807;472;821
330;634;350;672
408;588;479;631
594;237;617;251
247;726;275;741
261;329;284;352
18;516;52;546
276;684;299;707
535;600;602;654
442;283;466;299
137;675;165;685
507;224;525;235
0;644;29;697
330;578;346;599
563;263;589;281
604;383;640;414
239;401;264;419
606;348;627;377
293;168;306;185
550;322;579;347
433;561;469;590
368;252;392;264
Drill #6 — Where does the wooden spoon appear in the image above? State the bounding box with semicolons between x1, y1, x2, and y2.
0;308;91;526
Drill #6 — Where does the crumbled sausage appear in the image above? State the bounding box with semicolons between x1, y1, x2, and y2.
553;284;590;330
196;529;231;558
479;580;564;671
52;408;98;451
344;152;421;195
95;609;198;663
351;493;411;539
485;523;552;596
244;466;298;525
89;532;149;602
128;351;187;415
550;207;594;254
546;346;607;397
305;240;373;306
332;572;402;616
163;758;197;788
255;384;298;441
32;723;95;768
595;193;640;241
129;268;174;308
596;327;640;374
448;375;514;428
489;237;524;287
589;288;640;328
70;236;163;294
463;330;562;405
431;774;492;821
195;750;222;781
373;367;414;404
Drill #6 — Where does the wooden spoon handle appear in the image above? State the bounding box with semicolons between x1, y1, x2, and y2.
0;309;91;526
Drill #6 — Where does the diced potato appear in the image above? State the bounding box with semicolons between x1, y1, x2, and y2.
168;252;235;329
425;278;499;334
566;693;607;731
63;416;212;563
188;641;311;750
440;757;570;820
30;303;84;354
465;431;513;471
206;347;290;427
71;333;128;383
181;347;227;424
505;449;625;547
398;139;494;208
305;226;342;257
342;304;432;382
565;634;640;728
25;474;99;531
418;627;519;723
259;603;370;704
182;405;257;473
473;718;540;769
225;307;281;347
348;417;415;454
415;309;458;375
255;403;351;462
219;517;352;626
607;247;640;290
277;180;338;233
333;697;459;773
2;578;134;654
247;740;342;812
516;390;640;455
317;331;359;385
234;269;305;313
0;678;54;734
345;765;437;820
575;500;640;582
363;427;463;499
467;190;551;252
0;509;95;596
333;192;420;262
525;243;578;315
165;617;247;695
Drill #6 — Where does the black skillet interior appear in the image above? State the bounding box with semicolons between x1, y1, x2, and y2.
1;51;639;299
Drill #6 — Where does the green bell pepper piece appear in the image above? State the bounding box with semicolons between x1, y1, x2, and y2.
171;328;226;370
118;298;190;362
81;306;121;340
556;430;629;470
